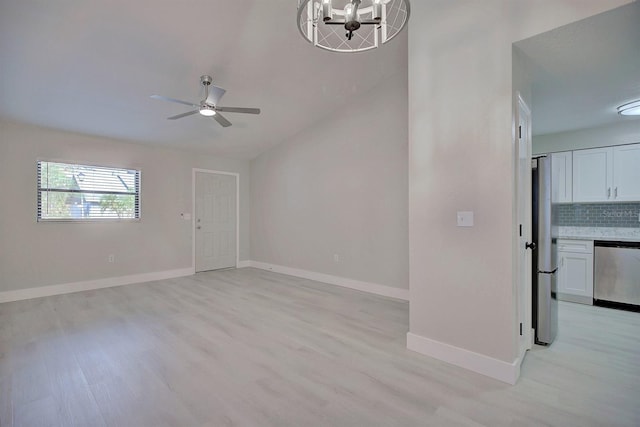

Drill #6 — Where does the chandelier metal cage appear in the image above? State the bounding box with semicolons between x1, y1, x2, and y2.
297;0;410;53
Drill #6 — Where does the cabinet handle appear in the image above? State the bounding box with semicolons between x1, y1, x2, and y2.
615;187;618;198
607;188;611;199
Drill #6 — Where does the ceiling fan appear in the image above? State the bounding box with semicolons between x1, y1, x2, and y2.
151;75;260;127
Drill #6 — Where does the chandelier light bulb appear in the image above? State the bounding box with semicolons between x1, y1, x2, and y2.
344;3;354;19
372;0;382;20
322;0;332;21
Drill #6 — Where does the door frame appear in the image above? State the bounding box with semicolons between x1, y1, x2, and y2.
515;92;533;355
192;168;240;273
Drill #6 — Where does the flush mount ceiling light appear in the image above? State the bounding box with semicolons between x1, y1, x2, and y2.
617;100;640;116
297;0;410;53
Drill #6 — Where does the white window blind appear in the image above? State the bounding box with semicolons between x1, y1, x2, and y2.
37;161;140;221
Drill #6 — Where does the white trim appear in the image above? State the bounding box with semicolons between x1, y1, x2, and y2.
236;260;251;268
0;268;193;304
406;332;520;385
192;169;240;273
248;260;409;301
557;293;593;305
516;91;534;353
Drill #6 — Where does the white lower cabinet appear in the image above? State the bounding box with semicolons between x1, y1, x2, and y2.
557;239;593;305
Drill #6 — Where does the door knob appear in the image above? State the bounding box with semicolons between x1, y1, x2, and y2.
525;242;536;250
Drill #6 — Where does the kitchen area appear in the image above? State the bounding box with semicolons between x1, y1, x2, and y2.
551;145;640;311
515;2;640;352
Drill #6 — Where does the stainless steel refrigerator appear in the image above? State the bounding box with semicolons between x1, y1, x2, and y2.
532;156;558;345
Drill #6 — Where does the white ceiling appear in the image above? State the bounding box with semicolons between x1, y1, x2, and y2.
515;1;640;136
0;1;407;159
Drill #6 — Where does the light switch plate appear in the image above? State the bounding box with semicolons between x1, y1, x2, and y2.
457;211;474;227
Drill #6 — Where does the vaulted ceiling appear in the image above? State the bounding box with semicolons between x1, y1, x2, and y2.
4;2;636;156
0;1;407;159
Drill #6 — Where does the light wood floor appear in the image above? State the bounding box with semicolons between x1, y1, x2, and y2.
1;268;638;426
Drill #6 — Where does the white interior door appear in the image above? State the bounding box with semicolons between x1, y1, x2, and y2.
195;172;237;272
516;94;533;354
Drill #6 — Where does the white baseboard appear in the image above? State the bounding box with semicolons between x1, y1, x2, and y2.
406;332;521;385
0;267;194;304
247;260;409;301
236;260;251;268
557;292;593;305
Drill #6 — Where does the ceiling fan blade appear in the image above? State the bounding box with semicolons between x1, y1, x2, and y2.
212;112;232;127
206;85;227;106
151;95;199;108
215;106;261;115
168;110;199;120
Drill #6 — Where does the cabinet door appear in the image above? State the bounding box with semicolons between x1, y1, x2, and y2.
572;148;613;202
551;152;572;203
557;252;594;302
613;144;640;201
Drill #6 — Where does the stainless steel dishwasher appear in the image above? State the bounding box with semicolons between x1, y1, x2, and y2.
594;240;640;310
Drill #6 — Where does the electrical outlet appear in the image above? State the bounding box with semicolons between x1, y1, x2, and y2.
108;254;115;263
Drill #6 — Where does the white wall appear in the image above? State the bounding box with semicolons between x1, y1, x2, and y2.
0;120;250;293
533;121;640;154
250;71;408;291
408;0;631;381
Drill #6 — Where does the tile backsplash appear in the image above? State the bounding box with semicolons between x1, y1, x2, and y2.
555;203;640;228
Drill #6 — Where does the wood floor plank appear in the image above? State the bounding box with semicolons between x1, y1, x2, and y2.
0;267;638;426
0;375;14;427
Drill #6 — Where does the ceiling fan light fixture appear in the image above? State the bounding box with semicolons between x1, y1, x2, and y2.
199;106;216;116
617;100;640;116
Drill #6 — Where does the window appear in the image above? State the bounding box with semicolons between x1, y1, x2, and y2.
37;161;140;221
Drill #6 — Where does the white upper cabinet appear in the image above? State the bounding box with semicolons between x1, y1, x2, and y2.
572;147;614;202
553;144;640;203
612;144;640;202
551;152;572;203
